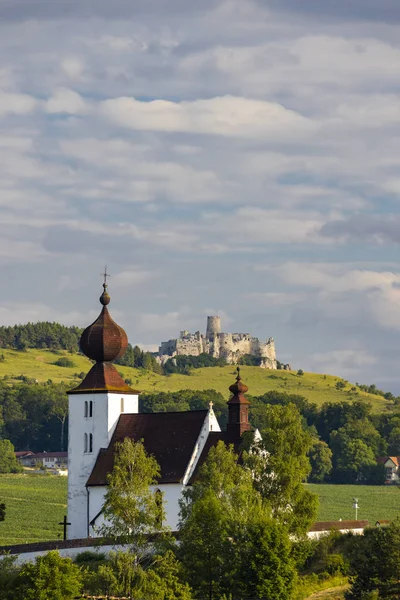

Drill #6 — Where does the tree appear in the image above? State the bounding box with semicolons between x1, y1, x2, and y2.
15;551;82;600
330;434;376;483
99;437;165;550
178;441;295;600
308;439;333;482
245;403;318;535
0;440;22;473
346;520;400;599
0;502;5;521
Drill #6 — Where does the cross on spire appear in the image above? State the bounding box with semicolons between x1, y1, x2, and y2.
101;265;110;286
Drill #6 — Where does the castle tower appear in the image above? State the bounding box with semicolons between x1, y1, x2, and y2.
206;316;221;339
226;367;251;442
67;278;139;540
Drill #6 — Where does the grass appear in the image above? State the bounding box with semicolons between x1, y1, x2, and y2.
0;473;67;546
309;483;400;523
293;575;348;600
0;349;392;412
1;475;400;547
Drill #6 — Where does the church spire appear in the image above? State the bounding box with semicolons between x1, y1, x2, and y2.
69;275;136;394
226;367;251;441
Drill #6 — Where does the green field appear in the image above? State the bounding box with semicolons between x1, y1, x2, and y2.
0;349;392;411
0;474;67;546
1;476;400;547
309;483;400;523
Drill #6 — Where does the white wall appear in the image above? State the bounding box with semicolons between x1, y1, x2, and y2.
67;391;138;540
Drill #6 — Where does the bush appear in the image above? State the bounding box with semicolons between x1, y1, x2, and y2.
74;550;106;565
54;357;75;368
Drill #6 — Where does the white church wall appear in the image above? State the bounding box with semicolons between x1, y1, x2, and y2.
183;407;220;485
88;483;185;535
68;392;138;540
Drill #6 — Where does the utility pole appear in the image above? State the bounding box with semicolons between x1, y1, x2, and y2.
352;498;359;521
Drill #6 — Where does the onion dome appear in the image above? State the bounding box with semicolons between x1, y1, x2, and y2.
69;280;138;395
228;366;249;397
80;283;128;363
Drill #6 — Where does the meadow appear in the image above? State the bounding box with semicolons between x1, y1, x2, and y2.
1;475;400;547
0;474;67;546
0;349;392;411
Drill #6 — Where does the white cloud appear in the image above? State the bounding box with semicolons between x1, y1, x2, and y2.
0;92;37;116
100;95;312;138
46;88;89;114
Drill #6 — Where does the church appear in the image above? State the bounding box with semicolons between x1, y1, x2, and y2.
67;281;255;540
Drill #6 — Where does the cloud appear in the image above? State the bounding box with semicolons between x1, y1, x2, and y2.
0;92;37;116
320;215;400;244
100;95;312;138
46;88;89;114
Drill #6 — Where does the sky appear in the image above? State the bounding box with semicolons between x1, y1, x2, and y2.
1;0;400;391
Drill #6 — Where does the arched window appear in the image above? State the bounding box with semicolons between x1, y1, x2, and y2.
155;489;163;527
89;401;93;418
120;397;124;413
84;401;88;418
89;433;93;453
84;433;88;453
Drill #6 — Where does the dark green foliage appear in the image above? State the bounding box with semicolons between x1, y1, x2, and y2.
0;440;22;473
13;551;83;600
297;369;304;376
115;343;162;374
238;353;262;366
53;357;75;368
0;322;82;352
140;389;228;426
0;380;69;452
0;502;5;521
164;353;226;374
308;440;333;483
346;520;400;599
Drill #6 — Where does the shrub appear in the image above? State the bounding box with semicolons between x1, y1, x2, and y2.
54;357;75;368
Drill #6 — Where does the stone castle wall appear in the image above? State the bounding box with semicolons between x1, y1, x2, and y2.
159;317;278;369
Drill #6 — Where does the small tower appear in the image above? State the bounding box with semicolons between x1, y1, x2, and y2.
206;316;221;340
226;367;251;442
67;277;139;540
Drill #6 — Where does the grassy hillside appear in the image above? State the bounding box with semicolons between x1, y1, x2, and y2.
0;348;392;411
0;474;67;546
0;476;399;547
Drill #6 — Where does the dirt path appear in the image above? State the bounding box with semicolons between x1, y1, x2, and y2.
306;584;349;599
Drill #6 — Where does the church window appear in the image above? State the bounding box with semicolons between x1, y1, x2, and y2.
84;401;88;418
89;434;93;453
155;489;163;527
89;401;93;417
84;433;88;453
121;397;124;413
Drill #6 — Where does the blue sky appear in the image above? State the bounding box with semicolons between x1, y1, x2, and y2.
1;0;400;390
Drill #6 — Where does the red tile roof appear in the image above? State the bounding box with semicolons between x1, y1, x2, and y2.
87;410;208;486
69;362;139;395
376;456;400;466
15;451;34;458
309;520;369;532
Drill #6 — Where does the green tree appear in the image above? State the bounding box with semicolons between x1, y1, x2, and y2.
330;434;376;483
179;441;295;600
15;551;82;600
308;439;333;482
0;502;5;521
346;520;400;599
99;438;165;549
245;403;318;534
0;439;22;473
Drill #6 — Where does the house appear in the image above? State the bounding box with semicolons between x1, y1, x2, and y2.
67;280;257;540
376;456;400;483
15;451;35;466
15;451;68;469
33;452;68;469
308;520;370;539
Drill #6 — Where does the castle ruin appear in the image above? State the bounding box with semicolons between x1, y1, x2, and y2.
158;316;278;369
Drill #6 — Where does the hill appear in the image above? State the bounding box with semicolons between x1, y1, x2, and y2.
0;348;392;411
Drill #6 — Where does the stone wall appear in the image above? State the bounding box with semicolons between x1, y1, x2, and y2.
159;318;278;369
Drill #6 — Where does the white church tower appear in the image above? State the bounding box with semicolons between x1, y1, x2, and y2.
67;278;139;540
